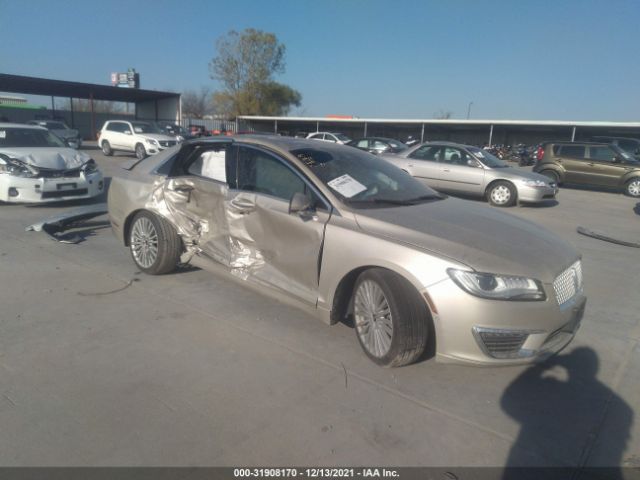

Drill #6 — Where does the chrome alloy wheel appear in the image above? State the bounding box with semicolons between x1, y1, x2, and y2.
490;185;512;205
354;280;393;358
131;217;159;268
627;179;640;197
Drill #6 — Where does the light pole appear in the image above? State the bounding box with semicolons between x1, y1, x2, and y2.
466;101;474;119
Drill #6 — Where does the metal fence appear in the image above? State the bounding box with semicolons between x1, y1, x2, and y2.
180;117;238;133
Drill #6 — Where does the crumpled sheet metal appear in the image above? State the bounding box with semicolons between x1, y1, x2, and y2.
144;178;267;280
25;203;108;243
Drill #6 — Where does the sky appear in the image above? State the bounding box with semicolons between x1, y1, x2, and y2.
1;0;639;121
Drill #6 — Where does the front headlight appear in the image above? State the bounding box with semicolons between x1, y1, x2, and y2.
0;157;39;178
447;268;546;301
522;179;548;187
145;138;159;145
82;159;98;174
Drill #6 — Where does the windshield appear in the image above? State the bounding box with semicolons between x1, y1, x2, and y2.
612;145;639;162
0;127;66;148
388;140;408;151
131;122;161;134
46;122;67;130
291;146;442;208
468;146;509;168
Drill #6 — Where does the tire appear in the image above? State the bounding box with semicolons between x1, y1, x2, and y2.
352;268;430;367
625;178;640;198
101;140;113;156
135;143;147;160
539;169;560;185
129;211;181;275
487;181;517;207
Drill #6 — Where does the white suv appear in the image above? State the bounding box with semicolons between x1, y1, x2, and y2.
98;120;178;159
306;132;352;144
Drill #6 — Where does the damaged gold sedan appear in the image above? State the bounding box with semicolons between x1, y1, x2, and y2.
108;136;586;367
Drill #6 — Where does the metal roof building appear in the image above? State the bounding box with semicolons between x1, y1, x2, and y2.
237;115;640;145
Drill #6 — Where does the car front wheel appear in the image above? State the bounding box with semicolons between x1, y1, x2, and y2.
625;178;640;197
129;211;181;275
353;268;430;367
488;181;517;207
135;143;147;160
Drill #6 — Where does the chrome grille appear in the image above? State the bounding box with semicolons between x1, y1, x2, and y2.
159;140;177;147
553;260;583;307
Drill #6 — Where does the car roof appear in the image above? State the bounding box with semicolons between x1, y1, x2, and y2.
0;122;46;130
423;140;477;148
543;141;611;146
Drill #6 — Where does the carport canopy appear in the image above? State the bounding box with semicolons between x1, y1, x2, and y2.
0;73;181;136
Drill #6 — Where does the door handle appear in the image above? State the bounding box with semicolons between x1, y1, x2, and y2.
443;169;450;172
172;184;194;193
587;163;595;167
171;184;194;203
229;197;256;214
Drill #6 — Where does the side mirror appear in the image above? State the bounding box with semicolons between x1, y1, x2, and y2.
289;191;313;215
124;130;132;135
65;138;79;149
613;155;622;163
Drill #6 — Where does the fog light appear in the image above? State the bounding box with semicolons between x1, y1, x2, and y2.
98;180;104;190
473;327;531;359
8;187;18;197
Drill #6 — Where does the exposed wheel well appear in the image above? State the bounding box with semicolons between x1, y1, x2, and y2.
123;209;146;246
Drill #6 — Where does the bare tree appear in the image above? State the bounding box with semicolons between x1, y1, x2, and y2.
434;109;453;119
182;87;212;119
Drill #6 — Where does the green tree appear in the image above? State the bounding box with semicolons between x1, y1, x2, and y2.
209;28;301;118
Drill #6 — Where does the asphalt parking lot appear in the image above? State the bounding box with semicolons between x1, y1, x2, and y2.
1;144;639;470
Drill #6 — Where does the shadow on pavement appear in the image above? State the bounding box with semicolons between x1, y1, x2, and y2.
634;203;640;216
501;347;633;479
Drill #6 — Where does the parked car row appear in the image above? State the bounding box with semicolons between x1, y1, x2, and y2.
306;131;640;200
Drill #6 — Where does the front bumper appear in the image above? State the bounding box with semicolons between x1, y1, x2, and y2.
144;141;177;155
0;171;104;203
426;278;586;365
517;183;558;203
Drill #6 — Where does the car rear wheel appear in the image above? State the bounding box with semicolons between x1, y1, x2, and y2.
353;268;429;367
135;143;147;160
539;169;560;185
625;178;640;197
488;181;517;207
129;211;181;275
101;140;113;156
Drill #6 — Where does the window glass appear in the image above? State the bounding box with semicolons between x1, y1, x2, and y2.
589;146;617;162
106;122;122;132
237;147;304;201
559;145;586;158
188;148;228;182
440;147;470;165
372;140;388;150
408;145;441;161
356;139;369;148
617;139;638;153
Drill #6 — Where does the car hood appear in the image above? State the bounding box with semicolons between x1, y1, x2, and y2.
353;198;578;282
487;167;555;183
140;133;177;142
0;147;91;169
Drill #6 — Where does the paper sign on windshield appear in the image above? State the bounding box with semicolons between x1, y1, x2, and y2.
328;174;367;198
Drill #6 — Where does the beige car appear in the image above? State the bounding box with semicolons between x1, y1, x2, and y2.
108;136;586;367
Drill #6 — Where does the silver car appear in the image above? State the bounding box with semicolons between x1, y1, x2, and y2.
380;142;558;207
108;136;585;367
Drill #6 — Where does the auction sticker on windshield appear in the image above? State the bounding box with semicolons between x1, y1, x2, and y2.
328;174;367;198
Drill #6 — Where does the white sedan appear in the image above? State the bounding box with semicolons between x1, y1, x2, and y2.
306;131;352;144
0;123;103;203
